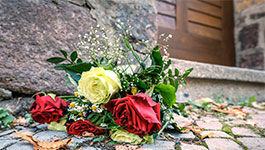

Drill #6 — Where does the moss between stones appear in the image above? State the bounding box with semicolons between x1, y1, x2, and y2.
235;124;265;138
220;122;249;150
232;139;248;150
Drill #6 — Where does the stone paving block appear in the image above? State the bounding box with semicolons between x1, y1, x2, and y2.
0;129;15;137
180;143;208;150
33;130;68;142
205;138;243;150
82;146;101;150
172;132;196;139
6;141;34;150
69;136;93;147
200;131;233;138
36;124;48;130
0;139;18;149
237;137;265;150
196;121;222;130
225;119;247;126
142;140;175;150
173;114;193;127
199;116;219;122
231;127;260;137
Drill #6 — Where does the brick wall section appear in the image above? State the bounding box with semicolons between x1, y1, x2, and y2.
234;0;265;70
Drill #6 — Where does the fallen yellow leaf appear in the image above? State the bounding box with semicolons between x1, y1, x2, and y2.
201;132;214;139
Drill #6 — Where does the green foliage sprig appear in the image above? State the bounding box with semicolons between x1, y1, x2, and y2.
0;109;15;128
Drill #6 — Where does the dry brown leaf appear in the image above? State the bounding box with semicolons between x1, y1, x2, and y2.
201;132;214;139
191;126;202;134
181;122;192;128
11;116;27;126
13;129;73;150
210;107;247;117
82;131;95;137
89;141;94;146
10;130;34;138
181;128;191;133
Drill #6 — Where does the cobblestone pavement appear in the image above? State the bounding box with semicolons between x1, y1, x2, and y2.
0;106;265;150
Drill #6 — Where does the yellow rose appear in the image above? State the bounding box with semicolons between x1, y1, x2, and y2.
111;129;143;144
78;67;121;104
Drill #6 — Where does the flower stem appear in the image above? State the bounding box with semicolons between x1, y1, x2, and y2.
157;120;169;136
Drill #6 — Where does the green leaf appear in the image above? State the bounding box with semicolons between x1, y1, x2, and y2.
54;64;68;70
77;58;83;63
179;103;185;112
0;109;8;119
2;115;15;126
168;69;172;76
169;77;175;88
164;59;171;70
90;115;99;123
87;113;95;120
174;79;179;91
93;135;103;142
107;141;117;145
48;119;67;132
46;57;66;64
150;46;163;72
60;50;68;58
143;134;154;144
70;51;78;62
137;80;147;89
47;93;56;100
155;84;176;108
124;37;144;69
249;96;256;103
182;68;193;78
175;68;179;77
65;63;93;73
55;63;93;73
65;70;81;83
94;118;103;126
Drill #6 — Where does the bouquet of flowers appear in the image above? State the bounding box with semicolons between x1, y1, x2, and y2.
29;25;193;144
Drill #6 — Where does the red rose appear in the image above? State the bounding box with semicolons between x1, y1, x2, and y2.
30;94;69;124
105;93;161;137
66;120;106;135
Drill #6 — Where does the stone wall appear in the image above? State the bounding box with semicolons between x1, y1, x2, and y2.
234;0;265;70
0;0;157;98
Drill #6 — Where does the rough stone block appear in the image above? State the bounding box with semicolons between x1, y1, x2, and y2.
0;88;12;100
239;23;258;51
239;51;264;70
0;0;96;95
250;11;265;20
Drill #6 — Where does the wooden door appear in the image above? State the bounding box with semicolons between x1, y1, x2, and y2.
156;0;235;66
